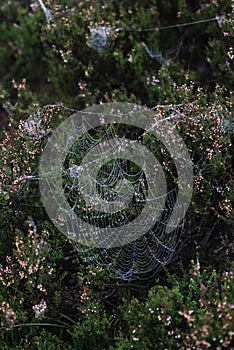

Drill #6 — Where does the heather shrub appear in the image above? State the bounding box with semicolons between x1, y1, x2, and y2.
110;261;234;350
1;0;233;106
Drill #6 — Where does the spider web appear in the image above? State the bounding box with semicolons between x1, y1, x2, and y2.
56;118;183;281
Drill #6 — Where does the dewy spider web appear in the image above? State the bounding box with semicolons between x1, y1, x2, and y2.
88;16;222;55
62;125;179;280
39;103;193;281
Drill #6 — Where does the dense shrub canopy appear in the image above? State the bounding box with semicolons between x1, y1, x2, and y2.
0;0;233;348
